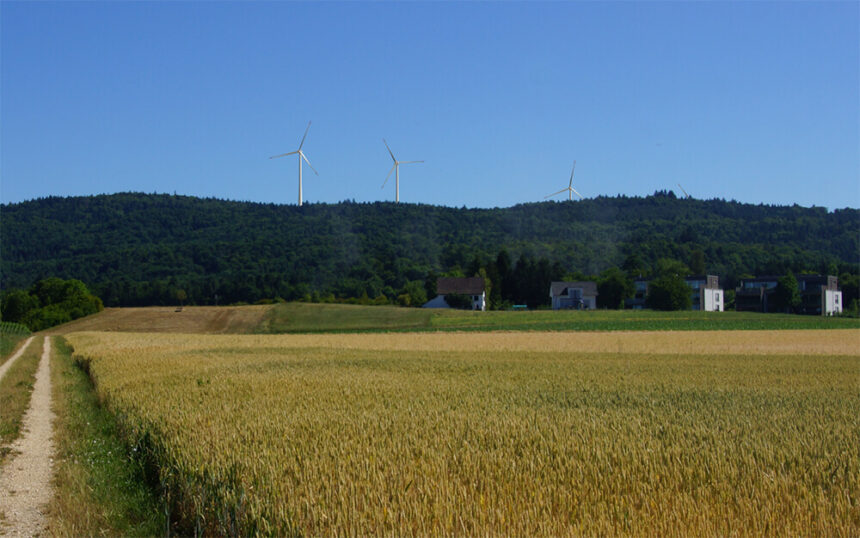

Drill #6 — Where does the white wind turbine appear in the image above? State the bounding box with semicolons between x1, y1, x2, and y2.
381;139;423;203
545;161;583;201
270;121;318;207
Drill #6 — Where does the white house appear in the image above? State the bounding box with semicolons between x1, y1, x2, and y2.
799;275;843;316
823;288;843;315
684;275;724;312
422;277;486;311
549;281;598;310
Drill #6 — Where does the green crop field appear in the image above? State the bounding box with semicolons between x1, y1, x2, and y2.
260;302;860;334
0;321;30;365
65;329;860;535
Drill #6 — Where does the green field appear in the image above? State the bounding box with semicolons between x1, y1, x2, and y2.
259;302;860;333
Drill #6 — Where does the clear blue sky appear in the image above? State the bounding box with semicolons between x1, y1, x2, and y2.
2;1;858;209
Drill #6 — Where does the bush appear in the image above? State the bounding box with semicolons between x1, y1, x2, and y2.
646;274;692;311
772;271;801;314
597;268;634;309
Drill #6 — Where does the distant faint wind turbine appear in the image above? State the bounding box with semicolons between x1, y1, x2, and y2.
677;183;691;198
270;121;318;207
545;161;583;201
381;139;423;203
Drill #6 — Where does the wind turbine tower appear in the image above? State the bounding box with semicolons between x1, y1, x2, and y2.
270;121;318;206
382;139;423;203
545;161;583;201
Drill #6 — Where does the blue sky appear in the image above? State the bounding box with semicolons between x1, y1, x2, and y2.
2;1;858;209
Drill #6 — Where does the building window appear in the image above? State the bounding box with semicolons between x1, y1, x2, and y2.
715;292;720;301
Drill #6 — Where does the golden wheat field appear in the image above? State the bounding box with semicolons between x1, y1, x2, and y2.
65;330;860;536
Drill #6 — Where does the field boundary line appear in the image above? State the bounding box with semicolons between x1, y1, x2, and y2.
0;336;56;536
0;336;34;383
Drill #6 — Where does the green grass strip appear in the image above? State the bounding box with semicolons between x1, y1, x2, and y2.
49;337;165;536
261;303;860;334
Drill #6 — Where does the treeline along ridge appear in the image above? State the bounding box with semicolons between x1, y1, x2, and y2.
2;191;857;307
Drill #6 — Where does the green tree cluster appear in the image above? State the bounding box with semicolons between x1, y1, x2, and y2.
1;278;103;331
645;259;693;311
772;271;801;314
597;267;634;309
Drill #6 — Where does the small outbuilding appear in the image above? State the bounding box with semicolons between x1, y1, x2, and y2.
549;281;598;310
423;277;487;311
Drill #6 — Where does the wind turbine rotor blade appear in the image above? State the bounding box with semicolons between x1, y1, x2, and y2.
300;152;319;175
298;121;312;150
545;188;568;199
571;187;583;199
383;139;396;162
569;161;576;187
400;160;424;164
382;164;396;188
270;150;299;159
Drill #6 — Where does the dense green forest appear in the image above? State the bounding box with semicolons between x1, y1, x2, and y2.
1;192;857;307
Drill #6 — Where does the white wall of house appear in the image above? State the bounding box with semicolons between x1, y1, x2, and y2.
823;289;843;315
702;288;724;312
473;292;486;311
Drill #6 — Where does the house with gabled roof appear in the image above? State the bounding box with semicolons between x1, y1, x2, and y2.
549;281;598;310
422;277;487;311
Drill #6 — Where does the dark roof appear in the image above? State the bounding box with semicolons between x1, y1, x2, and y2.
437;277;485;295
549;281;598;297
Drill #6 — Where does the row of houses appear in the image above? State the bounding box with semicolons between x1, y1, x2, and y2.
734;274;842;315
626;275;724;312
422;274;844;315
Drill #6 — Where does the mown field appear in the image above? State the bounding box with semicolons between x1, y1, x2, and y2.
65;329;860;535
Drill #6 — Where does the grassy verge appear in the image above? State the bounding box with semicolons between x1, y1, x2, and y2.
0;333;29;367
49;336;165;536
0;336;42;463
262;303;860;333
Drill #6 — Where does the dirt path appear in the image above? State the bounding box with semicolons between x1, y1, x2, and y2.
0;338;34;383
0;337;55;537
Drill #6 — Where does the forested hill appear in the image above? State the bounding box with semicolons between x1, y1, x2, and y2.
2;192;857;306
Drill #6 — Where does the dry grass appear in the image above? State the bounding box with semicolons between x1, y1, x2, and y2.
42;305;272;335
68;329;860;356
65;330;860;536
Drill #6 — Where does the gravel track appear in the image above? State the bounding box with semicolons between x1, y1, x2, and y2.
0;337;55;537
